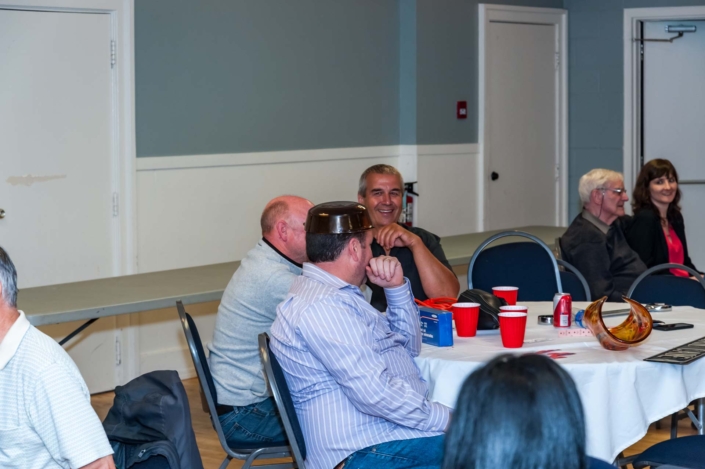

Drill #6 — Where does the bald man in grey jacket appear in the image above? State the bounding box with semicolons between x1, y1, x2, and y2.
208;195;313;448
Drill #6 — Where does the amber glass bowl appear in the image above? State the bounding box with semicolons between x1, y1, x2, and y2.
583;296;653;351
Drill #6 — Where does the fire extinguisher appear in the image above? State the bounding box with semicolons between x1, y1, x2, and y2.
403;182;418;227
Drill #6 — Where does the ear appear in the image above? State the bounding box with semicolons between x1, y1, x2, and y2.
357;193;365;205
348;237;363;263
274;219;289;242
590;189;604;206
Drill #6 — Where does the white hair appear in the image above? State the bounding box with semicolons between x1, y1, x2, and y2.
578;169;623;205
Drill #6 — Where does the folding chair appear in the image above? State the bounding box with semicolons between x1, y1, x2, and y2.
627;263;705;309
176;301;294;469
467;231;564;301
632;434;705;468
588;456;618;469
259;333;307;469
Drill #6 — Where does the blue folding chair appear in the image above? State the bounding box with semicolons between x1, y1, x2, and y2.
176;302;294;469
467;231;565;301
632;435;705;468
588;456;617;469
627;264;705;309
259;333;307;469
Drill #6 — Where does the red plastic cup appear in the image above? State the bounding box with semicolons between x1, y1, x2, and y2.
499;305;528;348
452;302;481;337
493;286;519;305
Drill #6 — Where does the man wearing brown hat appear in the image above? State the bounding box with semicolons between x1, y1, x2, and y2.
270;202;449;469
357;164;459;310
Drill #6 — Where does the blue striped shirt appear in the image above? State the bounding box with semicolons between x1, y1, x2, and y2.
270;263;450;469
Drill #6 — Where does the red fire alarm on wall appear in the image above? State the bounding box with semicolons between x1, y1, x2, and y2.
457;101;467;119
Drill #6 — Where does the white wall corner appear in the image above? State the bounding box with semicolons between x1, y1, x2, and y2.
398;145;419;183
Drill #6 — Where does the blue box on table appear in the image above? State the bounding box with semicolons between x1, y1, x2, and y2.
419;307;454;347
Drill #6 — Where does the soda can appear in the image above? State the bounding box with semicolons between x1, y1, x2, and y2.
553;293;572;328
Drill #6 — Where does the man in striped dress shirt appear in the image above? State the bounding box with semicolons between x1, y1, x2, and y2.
270;202;450;469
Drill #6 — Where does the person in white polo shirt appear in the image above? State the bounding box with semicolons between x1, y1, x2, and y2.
0;246;115;469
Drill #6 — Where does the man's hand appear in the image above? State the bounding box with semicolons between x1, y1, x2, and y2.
374;224;420;254
366;256;404;289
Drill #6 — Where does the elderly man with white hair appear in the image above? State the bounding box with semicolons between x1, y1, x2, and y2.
560;169;646;301
0;246;115;469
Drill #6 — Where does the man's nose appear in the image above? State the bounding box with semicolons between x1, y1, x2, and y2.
622;191;629;201
381;192;391;204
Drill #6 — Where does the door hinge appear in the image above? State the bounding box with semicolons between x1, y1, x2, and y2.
115;336;122;366
555;51;560;71
111;40;117;68
555;165;560;181
112;192;119;217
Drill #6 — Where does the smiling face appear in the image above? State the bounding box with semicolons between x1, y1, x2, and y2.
649;173;678;208
357;173;403;228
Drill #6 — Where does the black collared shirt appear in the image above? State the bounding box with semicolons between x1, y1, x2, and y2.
367;224;454;311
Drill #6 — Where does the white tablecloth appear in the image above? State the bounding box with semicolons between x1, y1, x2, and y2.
414;302;705;462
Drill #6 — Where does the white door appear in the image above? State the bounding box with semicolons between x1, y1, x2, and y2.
643;20;705;268
482;6;566;231
0;9;120;393
0;9;116;288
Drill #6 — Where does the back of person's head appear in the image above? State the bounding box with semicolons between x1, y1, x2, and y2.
442;354;588;469
0;246;18;308
358;164;404;197
578;169;623;207
306;231;367;263
632;158;681;218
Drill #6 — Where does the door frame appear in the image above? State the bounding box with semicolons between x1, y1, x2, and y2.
478;4;568;230
623;6;705;199
1;0;137;278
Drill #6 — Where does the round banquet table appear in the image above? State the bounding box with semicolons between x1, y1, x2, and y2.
414;302;705;462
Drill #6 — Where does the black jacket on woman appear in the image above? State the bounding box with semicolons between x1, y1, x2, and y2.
624;208;699;273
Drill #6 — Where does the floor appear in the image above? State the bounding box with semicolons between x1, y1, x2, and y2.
91;378;698;469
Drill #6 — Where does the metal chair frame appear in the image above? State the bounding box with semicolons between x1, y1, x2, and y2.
627;263;705;299
176;301;294;469
467;230;563;293
259;333;307;469
557;258;592;301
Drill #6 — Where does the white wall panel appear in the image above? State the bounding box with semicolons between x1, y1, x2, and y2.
417;145;481;238
136;150;399;273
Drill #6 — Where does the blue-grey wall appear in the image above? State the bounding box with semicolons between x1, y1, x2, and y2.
413;0;562;145
136;0;563;156
565;0;705;220
399;0;417;144
135;0;400;157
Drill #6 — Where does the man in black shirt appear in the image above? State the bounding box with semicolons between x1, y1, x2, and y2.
357;164;459;311
561;169;646;301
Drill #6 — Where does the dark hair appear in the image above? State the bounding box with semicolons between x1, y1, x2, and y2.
632;159;681;222
0;246;18;308
442;354;587;469
306;231;367;263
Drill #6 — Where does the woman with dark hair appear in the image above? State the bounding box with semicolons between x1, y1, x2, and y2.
442;354;590;469
626;158;698;276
